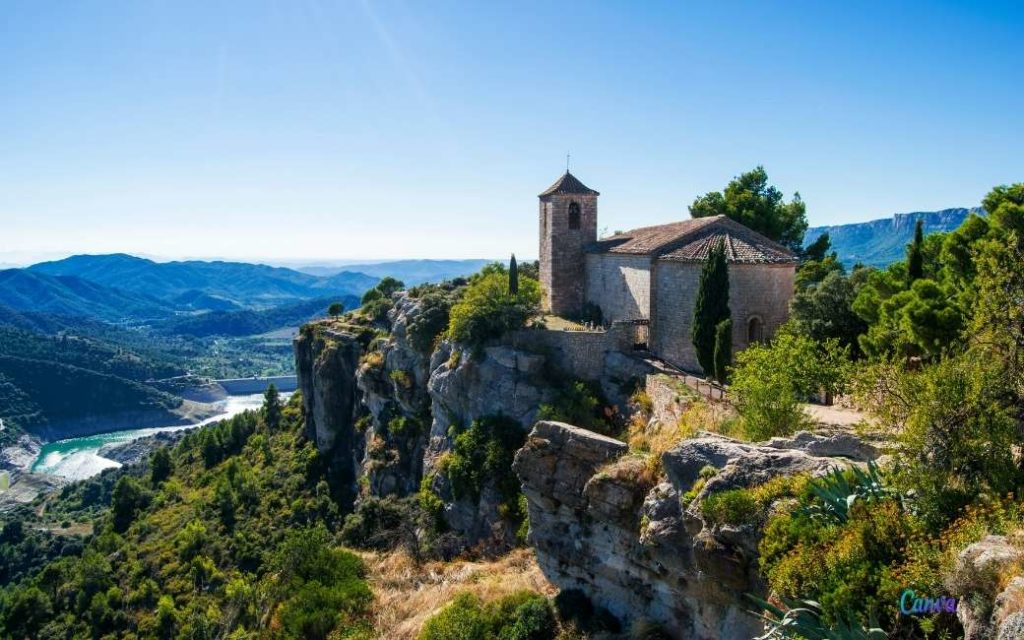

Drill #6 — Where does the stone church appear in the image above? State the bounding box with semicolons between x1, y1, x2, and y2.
537;171;797;374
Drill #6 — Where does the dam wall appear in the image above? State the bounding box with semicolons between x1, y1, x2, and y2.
215;375;298;395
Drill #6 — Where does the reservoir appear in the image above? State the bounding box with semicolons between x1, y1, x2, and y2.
31;392;292;481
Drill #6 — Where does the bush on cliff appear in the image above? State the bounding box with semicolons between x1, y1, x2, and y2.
446;415;526;508
417;591;556;640
407;291;453;353
537;380;612;435
446;264;541;349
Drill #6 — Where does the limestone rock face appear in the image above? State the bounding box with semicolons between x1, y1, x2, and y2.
516;425;883;637
950;535;1024;640
662;432;856;499
354;295;433;497
422;341;558;552
426;342;551;445
764;430;879;461
294;325;363;507
515;422;765;639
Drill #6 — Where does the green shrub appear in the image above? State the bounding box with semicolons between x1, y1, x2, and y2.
729;329;851;440
417;591;556;640
418;475;446;531
446;415;526;507
447;264;541;348
340;496;419;551
701;475;808;527
362;297;393;322
761;499;916;630
407;292;452;354
389;369;413;389
537;380;611;434
857;354;1023;530
419;593;491;640
701;490;757;526
273;526;372;639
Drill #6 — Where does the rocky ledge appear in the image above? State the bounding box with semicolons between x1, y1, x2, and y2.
514;422;879;638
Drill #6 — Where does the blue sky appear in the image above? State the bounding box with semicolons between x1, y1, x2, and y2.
1;1;1021;263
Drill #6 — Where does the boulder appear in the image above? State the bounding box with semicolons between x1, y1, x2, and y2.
662;432;859;498
764;430;879;461
950;535;1024;640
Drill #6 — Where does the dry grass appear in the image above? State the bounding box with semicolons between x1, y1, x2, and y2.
360;547;556;640
628;395;740;457
596;453;662;491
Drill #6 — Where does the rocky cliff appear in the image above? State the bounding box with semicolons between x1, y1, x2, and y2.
296;294;575;552
514;421;877;638
295;293;884;636
806;207;984;268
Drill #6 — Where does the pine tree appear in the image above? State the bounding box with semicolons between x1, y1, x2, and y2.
264;383;282;430
509;254;519;295
907;218;925;282
691;240;731;376
150;448;172;486
713;319;732;383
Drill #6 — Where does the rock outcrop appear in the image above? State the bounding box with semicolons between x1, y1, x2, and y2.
354;294;433;497
294;324;364;507
663;432;857;499
515;422;880;638
950;535;1024;640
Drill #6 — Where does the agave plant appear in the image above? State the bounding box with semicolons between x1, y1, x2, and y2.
747;595;888;640
801;460;894;525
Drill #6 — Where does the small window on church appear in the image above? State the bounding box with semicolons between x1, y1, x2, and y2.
748;317;764;344
568;202;581;230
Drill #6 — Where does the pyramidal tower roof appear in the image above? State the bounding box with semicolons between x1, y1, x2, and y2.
538;171;600;197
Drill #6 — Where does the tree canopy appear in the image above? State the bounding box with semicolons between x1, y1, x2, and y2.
690;166;808;251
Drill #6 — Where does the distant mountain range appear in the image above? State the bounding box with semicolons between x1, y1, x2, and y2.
0;270;175;322
295;259;495;284
27;254;378;309
806;208;984;268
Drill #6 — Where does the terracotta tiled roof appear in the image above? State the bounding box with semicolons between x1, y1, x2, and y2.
589;215;797;264
538;172;600;197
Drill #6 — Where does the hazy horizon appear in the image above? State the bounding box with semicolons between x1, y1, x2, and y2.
3;1;1022;260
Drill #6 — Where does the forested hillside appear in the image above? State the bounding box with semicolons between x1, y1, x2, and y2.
27;254;378;309
0;270;174;322
156;295;361;338
0;393;378;639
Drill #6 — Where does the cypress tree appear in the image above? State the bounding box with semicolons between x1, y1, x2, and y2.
713;319;732;383
509;254;519;295
263;383;282;430
907;218;924;282
692;240;731;376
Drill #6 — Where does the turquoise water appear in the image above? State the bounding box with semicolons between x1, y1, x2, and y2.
31;393;290;481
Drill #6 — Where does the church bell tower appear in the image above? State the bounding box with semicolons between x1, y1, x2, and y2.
538;171;599;317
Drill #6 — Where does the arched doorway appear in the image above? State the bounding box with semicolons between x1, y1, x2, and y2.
747;316;764;345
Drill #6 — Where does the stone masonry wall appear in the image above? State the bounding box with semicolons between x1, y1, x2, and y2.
509;325;633;381
539;193;597;317
728;263;795;349
650;261;795;374
583;253;651;322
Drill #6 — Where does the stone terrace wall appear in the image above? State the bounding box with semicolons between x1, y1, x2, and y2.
509;325;633;381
